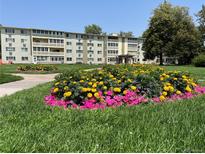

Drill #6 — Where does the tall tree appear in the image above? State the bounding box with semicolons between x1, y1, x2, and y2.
142;1;200;65
197;5;205;36
84;24;102;34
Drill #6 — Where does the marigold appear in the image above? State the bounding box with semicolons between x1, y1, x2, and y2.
160;95;166;101
88;82;92;86
163;86;169;92
91;88;97;93
113;87;121;93
176;90;182;95
64;91;72;97
162;91;167;96
53;87;59;93
131;86;137;91
103;86;107;90
185;85;192;92
87;93;93;98
94;92;100;98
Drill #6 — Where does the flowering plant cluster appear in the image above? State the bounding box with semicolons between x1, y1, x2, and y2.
45;64;205;109
17;64;58;72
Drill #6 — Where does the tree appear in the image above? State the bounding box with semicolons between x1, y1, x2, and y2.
196;5;205;35
142;1;200;65
84;24;102;34
119;31;133;37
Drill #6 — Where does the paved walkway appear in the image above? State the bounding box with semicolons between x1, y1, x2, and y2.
0;73;58;97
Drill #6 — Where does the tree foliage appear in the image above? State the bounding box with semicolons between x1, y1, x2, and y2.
84;24;102;34
197;5;205;35
142;1;201;65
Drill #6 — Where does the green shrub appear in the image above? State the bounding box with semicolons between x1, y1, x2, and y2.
17;64;58;72
192;54;205;67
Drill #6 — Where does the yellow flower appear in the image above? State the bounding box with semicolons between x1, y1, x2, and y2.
113;87;121;93
63;80;67;84
80;80;84;83
103;86;107;90
131;86;137;91
99;81;104;85
176;90;182;95
87;93;93;98
191;82;197;87
92;83;97;88
165;75;170;78
64;91;72;97
53;87;59;93
182;75;187;79
88;82;93;86
81;88;87;92
91;88;97;93
166;83;171;86
94;92;100;98
87;88;91;91
160;77;164;81
117;80;121;83
160;95;166;101
185;85;192;92
123;90;127;95
163;86;170;91
55;82;60;86
73;81;77;84
173;78;178;81
162;91;167;96
169;86;174;92
64;86;69;91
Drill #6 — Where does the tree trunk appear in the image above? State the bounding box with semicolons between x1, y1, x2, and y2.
159;53;163;65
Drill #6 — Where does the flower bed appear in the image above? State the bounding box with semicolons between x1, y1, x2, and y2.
45;64;205;109
17;64;58;72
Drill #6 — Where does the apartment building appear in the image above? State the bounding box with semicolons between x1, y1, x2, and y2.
0;26;145;64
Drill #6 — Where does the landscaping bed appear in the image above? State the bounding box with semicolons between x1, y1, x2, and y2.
16;64;58;73
45;64;205;109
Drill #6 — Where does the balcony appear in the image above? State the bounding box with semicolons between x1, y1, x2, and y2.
33;51;64;56
33;42;64;47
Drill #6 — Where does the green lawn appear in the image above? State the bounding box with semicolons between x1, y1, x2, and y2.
0;73;23;84
0;64;102;74
0;65;205;152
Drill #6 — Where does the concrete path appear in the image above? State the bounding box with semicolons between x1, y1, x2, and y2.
0;73;58;97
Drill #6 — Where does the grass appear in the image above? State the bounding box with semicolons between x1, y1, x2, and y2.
0;65;205;152
0;73;23;84
0;64;102;74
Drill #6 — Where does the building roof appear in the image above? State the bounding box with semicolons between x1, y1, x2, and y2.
0;25;145;40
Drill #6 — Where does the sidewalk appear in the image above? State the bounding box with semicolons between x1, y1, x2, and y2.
0;73;58;97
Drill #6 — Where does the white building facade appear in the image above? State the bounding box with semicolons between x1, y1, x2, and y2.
0;26;146;64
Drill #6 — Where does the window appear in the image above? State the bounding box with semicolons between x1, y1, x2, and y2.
97;44;102;47
88;58;94;61
108;57;116;62
76;58;83;61
97;58;102;61
6;47;15;51
33;47;48;52
21;48;28;52
67;42;72;45
67;49;72;53
88;50;94;54
5;28;15;33
23;44;26;48
6;38;15;42
87;43;94;46
108;43;118;47
21;30;27;34
76;42;83;46
66;34;70;38
76;50;83;53
67;57;72;61
98;51;102;54
108;50;118;55
22;57;28;61
128;44;138;48
9;43;12;47
6;56;16;61
21;39;27;43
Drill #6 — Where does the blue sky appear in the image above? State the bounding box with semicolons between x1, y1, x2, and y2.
0;0;204;36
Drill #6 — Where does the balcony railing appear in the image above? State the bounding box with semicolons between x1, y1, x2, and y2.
33;42;64;47
33;51;64;56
